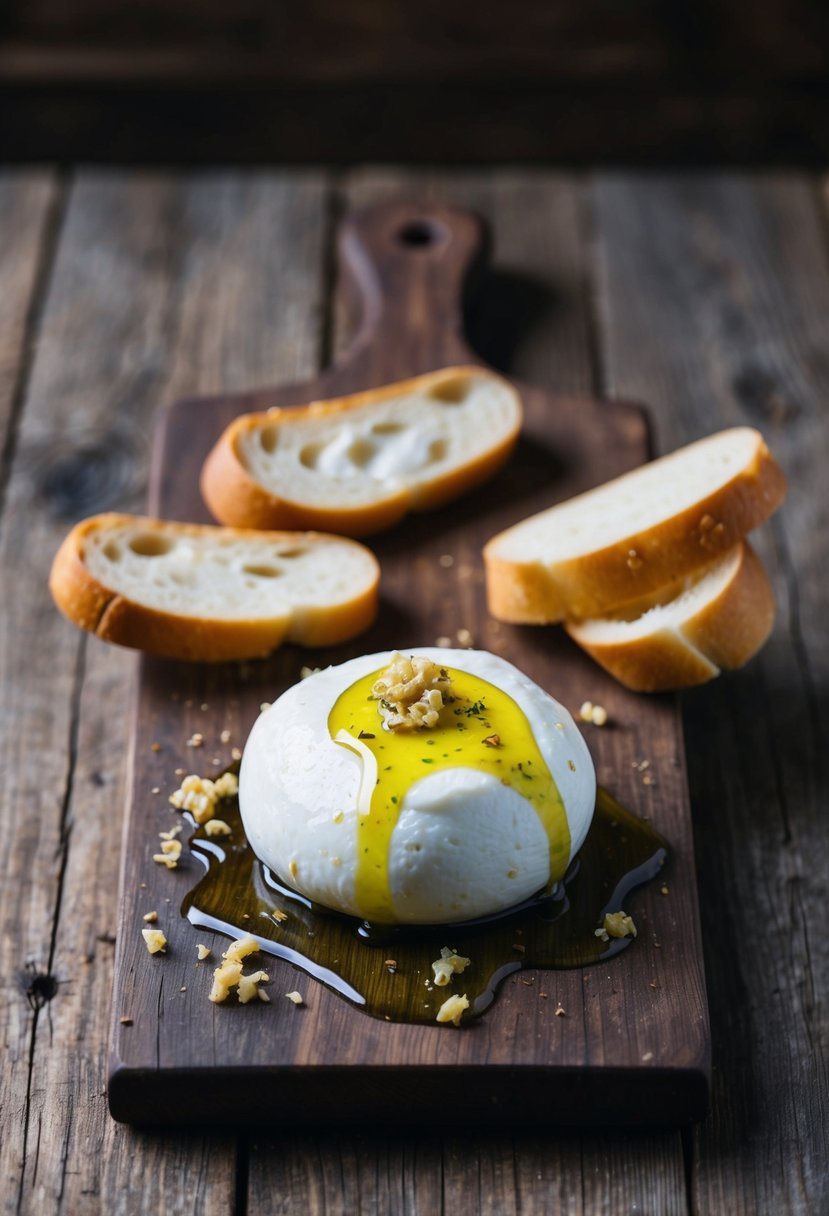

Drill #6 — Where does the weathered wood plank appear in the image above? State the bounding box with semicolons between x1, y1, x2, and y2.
1;171;329;1214
245;170;688;1214
0;170;61;469
593;172;829;1216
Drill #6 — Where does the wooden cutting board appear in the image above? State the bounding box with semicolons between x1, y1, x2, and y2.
109;202;710;1126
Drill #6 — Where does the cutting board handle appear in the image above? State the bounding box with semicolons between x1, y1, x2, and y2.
332;202;487;389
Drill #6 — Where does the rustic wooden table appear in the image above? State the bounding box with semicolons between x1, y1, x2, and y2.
1;168;825;1214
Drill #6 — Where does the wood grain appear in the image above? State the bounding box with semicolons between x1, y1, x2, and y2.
594;172;829;1215
2;171;328;1214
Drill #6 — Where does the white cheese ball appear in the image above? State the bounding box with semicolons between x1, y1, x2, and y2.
240;649;595;924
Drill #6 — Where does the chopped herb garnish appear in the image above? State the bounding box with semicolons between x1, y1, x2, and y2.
358;731;375;739
421;758;434;764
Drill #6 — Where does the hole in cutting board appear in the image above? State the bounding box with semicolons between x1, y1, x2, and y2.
396;220;448;249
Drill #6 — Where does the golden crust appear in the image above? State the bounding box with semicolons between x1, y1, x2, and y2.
485;430;786;623
48;513;380;662
565;541;776;692
200;367;522;538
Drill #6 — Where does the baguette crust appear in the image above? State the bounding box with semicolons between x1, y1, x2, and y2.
49;514;380;662
485;428;786;623
200;367;522;537
565;541;775;692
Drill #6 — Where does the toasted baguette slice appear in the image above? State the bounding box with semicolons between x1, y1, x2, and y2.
565;541;774;691
484;427;786;623
200;366;522;537
49;514;380;662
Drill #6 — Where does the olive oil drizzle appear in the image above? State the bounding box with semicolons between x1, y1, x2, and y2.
327;665;572;923
181;786;669;1025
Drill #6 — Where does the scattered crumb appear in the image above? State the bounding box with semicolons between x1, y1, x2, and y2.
119;1016;133;1025
142;910;158;923
436;993;469;1026
142;928;167;955
231;747;242;762
288;860;298;878
439;554;454;568
300;666;321;680
642;1051;654;1062
512;942;526;954
159;825;182;842
259;702;271;714
285;990;304;1006
186;733;204;748
578;701;608;727
180;986;187;993
554;1004;566;1017
204;819;232;837
197;944;211;960
175;767;186;777
200;703;209;712
456;628;474;647
220;729;231;744
271;909;289;923
384;959;398;973
151;787;161;795
432;947;470;986
594;911;637;943
660;884;669;896
567;760;576;772
555;721;565;731
436;636;452;648
151;742;161;753
169;771;238;824
209;937;268;1003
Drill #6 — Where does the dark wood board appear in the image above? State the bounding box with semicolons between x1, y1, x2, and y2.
108;201;710;1127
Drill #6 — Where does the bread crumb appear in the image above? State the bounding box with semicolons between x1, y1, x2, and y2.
432;947;470;987
197;944;211;960
594;911;637;943
259;702;271;714
180;986;187;992
119;1016;133;1025
223;936;259;963
271;909;289;923
142;928;167;954
169;771;238;824
578;701;608;727
220;729;231;743
151;786;161;795
436;636;452;648
204;819;232;837
151;742;161;752
512;942;526;954
554;1004;566;1017
186;733;204;748
288;860;298;878
439;554;454;568
384;959;398;973
300;666;321;680
660;884;670;895
372;652;453;731
436;993;469;1026
456;628;474;647
231;747;242;761
238;970;270;1004
642;1051;654;1062
285;990;304;1006
159;825;182;842
142;910;158;923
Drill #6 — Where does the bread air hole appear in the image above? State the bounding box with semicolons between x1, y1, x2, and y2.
103;541;121;562
346;438;377;467
428;376;470;404
275;547;306;559
128;534;174;557
299;443;323;469
371;421;405;435
242;563;283;578
259;426;279;454
428;438;448;462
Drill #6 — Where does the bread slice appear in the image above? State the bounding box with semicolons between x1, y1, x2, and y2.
200;366;522;537
49;513;380;661
565;541;775;691
484;427;786;623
